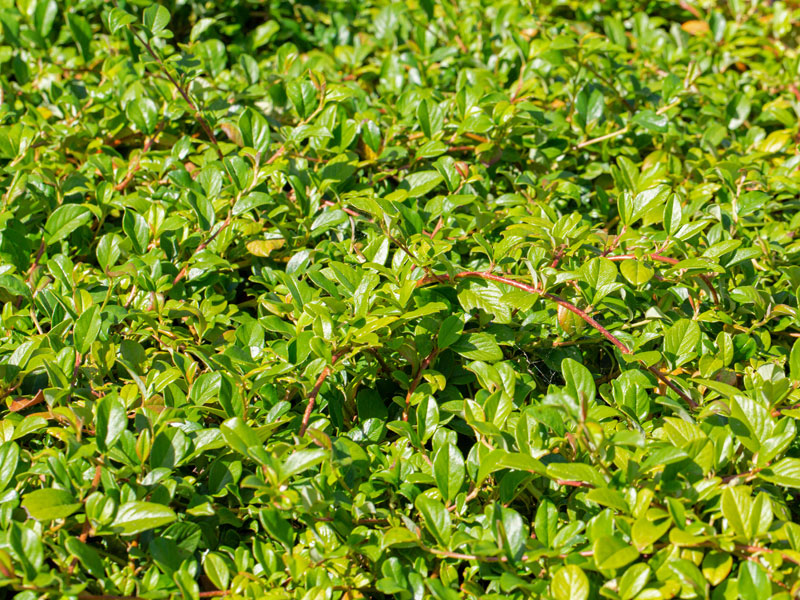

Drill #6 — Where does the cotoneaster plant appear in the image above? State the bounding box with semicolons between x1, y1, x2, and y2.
0;0;800;599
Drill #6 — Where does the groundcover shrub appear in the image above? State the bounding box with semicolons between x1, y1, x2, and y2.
1;0;800;597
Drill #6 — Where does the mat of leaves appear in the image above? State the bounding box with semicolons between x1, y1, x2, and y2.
1;0;800;598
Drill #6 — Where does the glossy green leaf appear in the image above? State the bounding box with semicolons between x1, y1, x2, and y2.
111;502;177;535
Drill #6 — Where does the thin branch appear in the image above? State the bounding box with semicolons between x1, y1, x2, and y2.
26;237;46;283
577;125;628;149
736;545;800;566
581;60;635;113
720;467;762;484
299;352;342;436
424;546;513;563
265;79;328;165
123;24;223;161
173;216;232;285
607;253;720;304
556;479;594;488
115;123;163;192
417;271;698;409
448;486;481;512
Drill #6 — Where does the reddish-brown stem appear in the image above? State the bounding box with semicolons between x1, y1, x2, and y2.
607;253;720;304
173;216;232;285
321;200;369;220
736;545;800;566
299;352;342;436
720;467;762;484
550;246;565;268
124;25;223;161
602;225;627;256
679;0;702;19
402;349;438;421
417;271;698;409
264;81;327;166
448;486;481;512
772;404;800;417
464;132;490;144
26;237;46;283
265;146;285;165
556;479;594;488
424;547;512;563
115;125;162;192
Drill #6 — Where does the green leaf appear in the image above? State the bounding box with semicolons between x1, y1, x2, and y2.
437;316;463;350
239;108;271;155
22;488;82;521
281;448;328;480
737;561;770;600
66;13;93;61
286;79;317;119
416;395;439;444
701;551;732;586
760;457;800;488
620;259;654;286
585;488;628;513
581;257;620;304
203;552;230;591
95;395;127;453
0;442;20;492
619;564;650;600
126;98;158;135
547;462;605;487
220;417;261;455
417;99;443;138
111;501;177;535
721;487;750;537
259;507;294;550
122;210;150;255
65;537;105;578
415;495;451;546
534;499;558;548
432;443;465;503
593;535;639;570
142;4;170;35
44;205;92;245
632;110;668;133
33;0;57;37
495;506;527;561
74;305;102;355
551;565;589;600
451;333;503;362
561;358;595;406
9;524;43;581
669;559;708;597
790;338;800;382
663;319;700;368
105;7;136;34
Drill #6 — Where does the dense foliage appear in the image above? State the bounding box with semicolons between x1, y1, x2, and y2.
1;0;800;598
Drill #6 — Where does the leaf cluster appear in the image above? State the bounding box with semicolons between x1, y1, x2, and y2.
1;0;800;599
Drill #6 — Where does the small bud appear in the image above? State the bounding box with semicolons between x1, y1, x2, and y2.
455;161;469;179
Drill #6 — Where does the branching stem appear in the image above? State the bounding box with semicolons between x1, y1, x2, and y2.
417;271;698;409
607;253;720;304
299;352;342;436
